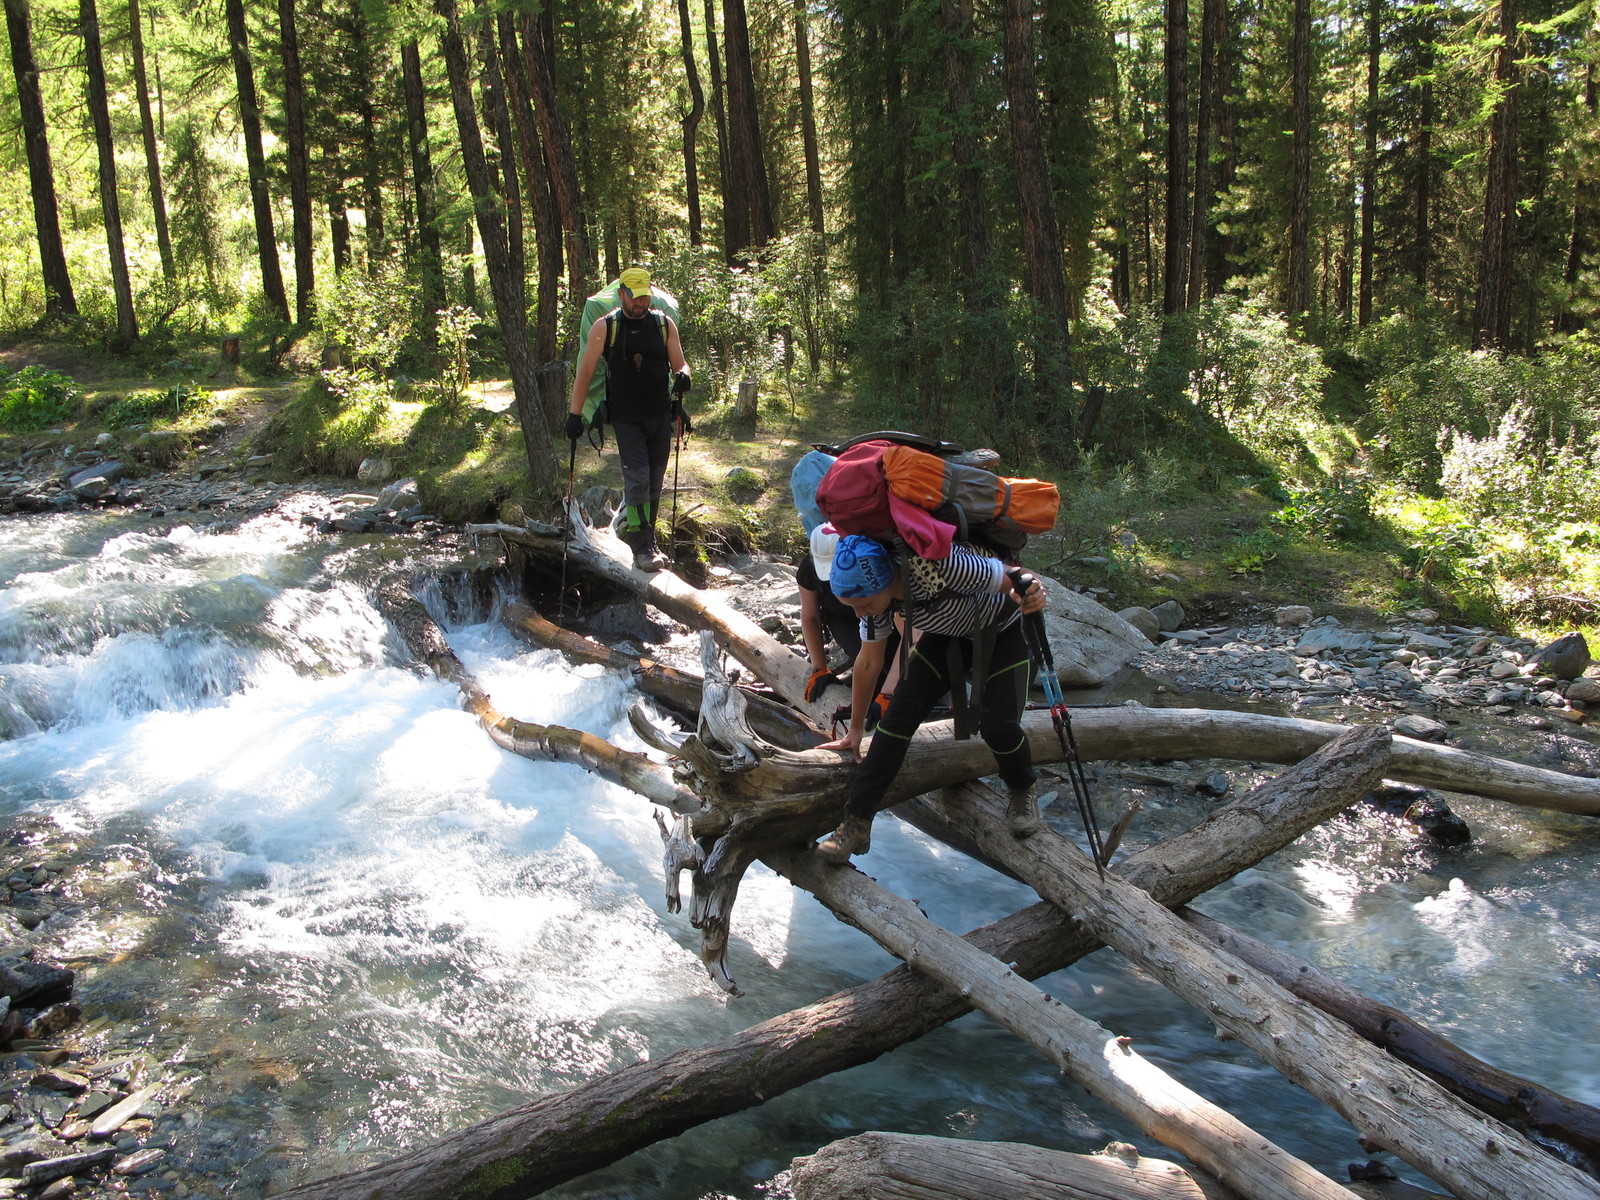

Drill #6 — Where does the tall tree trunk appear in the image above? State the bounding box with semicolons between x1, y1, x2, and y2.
1413;31;1434;292
943;0;992;295
278;0;314;324
676;0;705;245
224;0;289;322
403;39;447;359
1186;0;1219;307
703;0;730;239
795;0;824;236
1556;63;1595;334
1162;0;1188;313
350;0;385;267
517;7;592;318
1285;0;1311;317
126;0;173;281
434;0;557;492
1472;0;1518;350
328;191;351;274
1002;0;1073;399
1358;0;1379;324
475;0;524;303
721;0;774;259
1214;1;1237;291
3;0;77;316
80;0;138;346
498;11;561;365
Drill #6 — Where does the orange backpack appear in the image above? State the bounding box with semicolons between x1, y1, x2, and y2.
880;445;1059;553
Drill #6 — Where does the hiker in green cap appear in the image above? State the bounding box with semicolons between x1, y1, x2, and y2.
566;267;692;571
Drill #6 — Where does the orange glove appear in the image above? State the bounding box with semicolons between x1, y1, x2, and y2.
805;669;840;703
864;693;891;730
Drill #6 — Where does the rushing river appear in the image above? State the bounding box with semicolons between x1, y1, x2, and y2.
0;509;1597;1198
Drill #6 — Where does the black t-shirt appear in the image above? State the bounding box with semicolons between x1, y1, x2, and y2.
798;554;862;659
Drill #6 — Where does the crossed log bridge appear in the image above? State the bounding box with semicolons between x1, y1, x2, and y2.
277;643;1418;1200
476;518;1600;819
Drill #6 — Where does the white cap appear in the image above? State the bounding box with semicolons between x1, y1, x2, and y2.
810;522;840;581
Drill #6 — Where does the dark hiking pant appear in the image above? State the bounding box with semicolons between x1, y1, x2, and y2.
614;414;673;549
843;620;1033;820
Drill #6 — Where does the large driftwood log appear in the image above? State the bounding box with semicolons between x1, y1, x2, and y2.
1179;908;1600;1176
791;1134;1240;1200
276;718;1381;1200
771;844;1365;1200
919;783;1600;1200
788;1135;1453;1200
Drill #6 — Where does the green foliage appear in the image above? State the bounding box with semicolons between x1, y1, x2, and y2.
0;367;79;432
1269;477;1377;544
256;368;401;475
99;383;215;429
1222;529;1287;575
430;305;478;409
318;262;419;376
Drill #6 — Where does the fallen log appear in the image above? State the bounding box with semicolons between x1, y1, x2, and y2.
1179;907;1600;1176
275;714;1381;1200
788;1134;1453;1200
501;601;818;750
920;782;1600;1200
790;1134;1240;1200
771;845;1364;1200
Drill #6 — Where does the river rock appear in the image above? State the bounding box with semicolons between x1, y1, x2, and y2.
0;960;75;1009
1114;606;1160;641
1294;626;1372;655
1527;632;1591;679
1566;677;1600;704
376;478;419;513
1274;605;1313;627
1149;599;1185;632
20;1146;115;1187
356;457;393;484
1392;714;1448;742
1194;771;1231;798
1039;575;1152;686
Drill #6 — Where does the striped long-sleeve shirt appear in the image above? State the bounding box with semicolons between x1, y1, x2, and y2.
860;543;1018;643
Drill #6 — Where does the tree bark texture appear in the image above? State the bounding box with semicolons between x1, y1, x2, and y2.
1359;0;1378;324
275;706;1386;1200
792;1135;1243;1200
795;0;824;237
5;0;77;316
1180;908;1600;1175
126;0;173;281
402;40;447;360
773;846;1367;1200
277;0;315;324
80;0;138;347
921;775;1600;1200
1285;0;1311;317
224;0;289;322
1472;0;1518;350
1186;0;1220;309
1163;0;1189;314
720;0;775;257
1003;0;1071;336
677;0;706;244
517;8;592;320
351;1;386;265
476;3;524;308
498;13;561;366
433;0;557;494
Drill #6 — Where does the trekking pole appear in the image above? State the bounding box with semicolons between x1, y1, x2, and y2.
1011;570;1107;877
669;410;683;558
558;437;576;623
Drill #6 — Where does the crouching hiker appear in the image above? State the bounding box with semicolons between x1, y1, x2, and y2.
815;535;1048;863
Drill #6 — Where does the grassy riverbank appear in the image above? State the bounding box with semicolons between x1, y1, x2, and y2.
3;329;1598;645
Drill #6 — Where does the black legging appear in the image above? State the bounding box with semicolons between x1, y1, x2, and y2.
844;619;1033;820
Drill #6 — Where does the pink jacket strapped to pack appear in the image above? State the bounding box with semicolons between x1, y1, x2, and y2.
814;440;955;560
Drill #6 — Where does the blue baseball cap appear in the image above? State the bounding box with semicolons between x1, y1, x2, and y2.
830;536;894;598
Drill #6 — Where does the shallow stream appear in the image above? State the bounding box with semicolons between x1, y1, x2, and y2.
0;511;1597;1197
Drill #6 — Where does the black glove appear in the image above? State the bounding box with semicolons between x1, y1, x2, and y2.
563;412;586;441
673;399;693;436
672;371;692;397
805;669;840;703
864;693;891;730
1007;566;1039;599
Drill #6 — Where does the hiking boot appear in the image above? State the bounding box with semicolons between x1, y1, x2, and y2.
634;543;671;572
816;814;873;864
1006;784;1041;837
